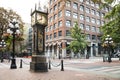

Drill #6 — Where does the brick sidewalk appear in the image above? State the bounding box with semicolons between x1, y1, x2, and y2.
0;67;119;80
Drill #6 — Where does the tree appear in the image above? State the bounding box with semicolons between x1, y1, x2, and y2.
92;0;120;46
68;22;87;56
101;4;120;43
0;7;24;37
0;7;24;51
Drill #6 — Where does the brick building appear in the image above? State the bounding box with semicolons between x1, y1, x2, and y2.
45;0;111;58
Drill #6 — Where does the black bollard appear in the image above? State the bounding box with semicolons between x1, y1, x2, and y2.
61;60;64;71
20;59;22;68
103;56;105;62
48;60;51;69
1;57;3;63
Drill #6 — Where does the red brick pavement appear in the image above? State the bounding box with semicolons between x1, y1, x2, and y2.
0;67;119;80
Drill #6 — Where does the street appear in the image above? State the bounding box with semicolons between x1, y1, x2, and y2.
0;57;120;80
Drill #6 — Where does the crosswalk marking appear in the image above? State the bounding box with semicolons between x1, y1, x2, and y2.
89;66;120;74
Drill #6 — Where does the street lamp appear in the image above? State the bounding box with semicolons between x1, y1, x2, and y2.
7;19;20;69
0;39;6;62
104;35;113;63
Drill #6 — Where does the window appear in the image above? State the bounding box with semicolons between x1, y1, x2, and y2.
58;10;62;17
66;30;71;36
58;31;62;36
80;0;84;2
92;35;96;40
80;5;84;11
91;18;96;23
80;14;84;20
97;36;101;41
86;7;90;13
53;23;57;29
86;25;90;31
73;2;78;10
54;5;57;11
96;4;100;8
49;17;53;22
86;34;91;40
50;0;52;5
73;12;78;19
91;1;95;7
50;34;52;39
50;8;52;13
45;27;48;32
97;19;100;25
54;14;57;20
66;0;71;7
66;10;71;16
58;2;61;8
101;21;105;26
80;23;84;30
96;11;100;17
96;27;100;33
66;20;71;27
91;9;95;15
86;16;90;22
91;26;96;32
106;7;109;12
101;13;105;18
54;32;57;38
46;35;49;40
58;21;62;27
86;0;90;4
50;25;53;31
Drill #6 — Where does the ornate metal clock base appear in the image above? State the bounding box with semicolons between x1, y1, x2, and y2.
30;55;48;72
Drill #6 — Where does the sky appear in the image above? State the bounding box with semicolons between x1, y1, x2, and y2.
0;0;48;23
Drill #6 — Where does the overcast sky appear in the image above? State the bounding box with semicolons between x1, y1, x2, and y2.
0;0;48;23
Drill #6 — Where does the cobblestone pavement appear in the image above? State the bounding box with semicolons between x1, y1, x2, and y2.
0;68;120;80
0;57;120;80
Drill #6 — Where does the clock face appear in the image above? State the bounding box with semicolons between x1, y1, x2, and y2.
31;13;35;26
36;13;48;26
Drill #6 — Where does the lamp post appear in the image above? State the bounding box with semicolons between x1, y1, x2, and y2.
104;35;113;63
7;19;20;69
0;39;6;62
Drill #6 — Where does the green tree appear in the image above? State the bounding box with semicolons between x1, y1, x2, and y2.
92;0;120;46
0;7;24;51
101;3;120;43
68;22;87;56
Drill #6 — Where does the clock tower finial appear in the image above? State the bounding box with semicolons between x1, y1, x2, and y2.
38;1;42;11
35;3;37;10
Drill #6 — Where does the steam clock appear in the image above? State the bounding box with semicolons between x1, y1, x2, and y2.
30;6;48;72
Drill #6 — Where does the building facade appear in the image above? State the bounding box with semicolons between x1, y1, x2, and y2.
45;0;111;58
28;27;33;55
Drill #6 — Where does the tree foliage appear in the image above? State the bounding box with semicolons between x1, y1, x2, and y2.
0;7;24;51
68;22;87;54
0;7;24;37
101;3;120;45
92;0;120;46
